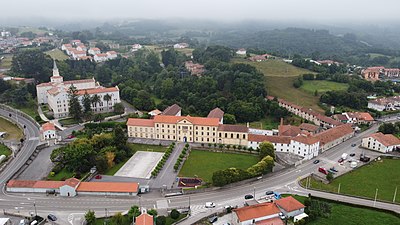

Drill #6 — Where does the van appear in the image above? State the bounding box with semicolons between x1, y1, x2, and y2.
30;221;37;225
318;167;328;175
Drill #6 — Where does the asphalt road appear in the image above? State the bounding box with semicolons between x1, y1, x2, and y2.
0;108;399;225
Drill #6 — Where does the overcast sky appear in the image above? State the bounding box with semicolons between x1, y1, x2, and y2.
1;0;399;22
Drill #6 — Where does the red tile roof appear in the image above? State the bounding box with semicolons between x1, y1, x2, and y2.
7;180;37;188
369;132;400;147
76;182;138;193
234;203;280;222
63;178;80;187
127;118;154;127
279;125;301;137
255;217;284;225
33;181;64;189
292;135;319;145
218;124;249;133
314;124;354;145
64;78;95;85
207;107;224;119
76;87;119;95
136;214;154;225
41;122;56;131
299;123;319;132
248;134;291;144
275;196;305;212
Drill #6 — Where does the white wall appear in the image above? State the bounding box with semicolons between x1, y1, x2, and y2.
60;185;76;197
361;137;398;153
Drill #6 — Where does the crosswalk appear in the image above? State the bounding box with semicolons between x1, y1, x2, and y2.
189;204;207;216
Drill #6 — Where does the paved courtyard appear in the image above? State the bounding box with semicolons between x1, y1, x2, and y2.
114;151;164;179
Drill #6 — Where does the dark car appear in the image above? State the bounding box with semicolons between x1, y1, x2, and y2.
338;158;344;163
95;174;102;179
47;214;57;221
208;216;218;223
351;143;356;147
330;167;339;173
350;153;356;157
244;194;254;200
313;160;320;164
265;191;274;196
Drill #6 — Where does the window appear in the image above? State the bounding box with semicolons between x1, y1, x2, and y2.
243;134;246;139
207;132;209;136
162;124;164;128
167;125;170;128
225;133;227;138
231;133;233;138
207;127;210;131
237;134;239;138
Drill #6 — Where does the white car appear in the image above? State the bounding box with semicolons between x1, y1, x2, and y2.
205;202;216;208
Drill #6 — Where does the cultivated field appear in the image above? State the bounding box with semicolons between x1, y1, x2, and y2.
178;150;259;182
301;158;400;203
0;117;23;140
45;49;69;60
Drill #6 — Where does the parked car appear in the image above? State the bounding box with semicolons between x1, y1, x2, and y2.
95;175;102;179
329;167;338;173
338;158;344;163
265;191;274;196
279;212;286;220
47;214;57;221
244;194;254;200
208;216;218;223
313;159;320;164
222;223;231;225
351;143;356;147
350;153;356;157
66;134;75;139
205;202;216;208
318;167;329;175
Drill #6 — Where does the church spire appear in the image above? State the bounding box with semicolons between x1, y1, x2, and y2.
53;60;58;70
52;60;60;77
50;60;63;83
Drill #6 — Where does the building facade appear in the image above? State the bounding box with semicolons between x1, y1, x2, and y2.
361;132;400;153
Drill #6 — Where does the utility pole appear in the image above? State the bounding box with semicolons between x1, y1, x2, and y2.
374;188;378;207
393;186;398;203
188;196;191;216
253;187;256;199
33;202;37;218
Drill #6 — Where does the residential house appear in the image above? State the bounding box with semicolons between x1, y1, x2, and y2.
249;54;271;62
94;53;108;63
88;47;101;55
106;51;118;60
362;67;384;81
148;109;162;117
368;96;400;111
233;202;281;225
185;61;205;76
173;43;189;49
40;122;56;141
236;48;247;55
131;44;143;52
71;50;87;60
361;132;400;153
275;196;305;217
61;44;72;51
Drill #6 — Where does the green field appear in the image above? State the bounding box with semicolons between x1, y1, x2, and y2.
0;117;23;140
59;118;79;126
47;168;75;181
0;55;12;69
178;150;259;182
0;144;11;156
17;27;47;35
290;195;400;225
300;80;349;94
233;59;323;113
301;158;400;203
128;143;168;153
45;49;69;60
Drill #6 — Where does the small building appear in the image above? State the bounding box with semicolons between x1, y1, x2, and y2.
0;218;11;225
275;196;305;217
131;44;143;52
59;178;80;197
361;132;400;153
135;213;153;225
233;202;281;225
314;124;354;152
162;104;181;116
88;47;101;55
293;213;309;223
248;54;271;62
173;43;189;49
106;51;118;60
94;53;108;62
236;48;247;55
148;109;162;117
40;122;56;140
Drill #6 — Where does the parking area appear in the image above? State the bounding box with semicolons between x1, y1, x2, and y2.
114;151;164;179
316;145;383;178
128;137;173;146
17;145;59;180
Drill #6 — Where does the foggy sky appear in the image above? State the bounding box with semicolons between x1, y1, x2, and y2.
1;0;399;22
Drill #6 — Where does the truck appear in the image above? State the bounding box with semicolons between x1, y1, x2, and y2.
341;153;348;160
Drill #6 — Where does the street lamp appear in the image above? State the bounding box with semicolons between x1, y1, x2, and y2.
33;202;37;218
188;196;191;216
253;187;256;199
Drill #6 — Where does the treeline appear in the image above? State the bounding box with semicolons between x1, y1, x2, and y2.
291;57;348;75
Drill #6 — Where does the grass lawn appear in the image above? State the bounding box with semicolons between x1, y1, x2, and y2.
47;168;75;181
300;158;400;203
59;118;79;126
128;143;168;153
104;159;128;176
45;49;69;60
0;117;23;140
178;150;259;182
300;80;349;94
289;195;400;225
0;55;12;69
0;144;11;156
166;213;187;225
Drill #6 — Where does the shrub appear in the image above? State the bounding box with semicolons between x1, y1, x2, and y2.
170;209;180;220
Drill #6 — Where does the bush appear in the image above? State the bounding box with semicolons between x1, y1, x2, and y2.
170;209;180;220
156;216;166;225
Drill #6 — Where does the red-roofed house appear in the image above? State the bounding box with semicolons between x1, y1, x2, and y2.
275;196;305;217
40;122;56;140
106;51;118;60
233;202;281;225
314;124;354;152
362;132;400;153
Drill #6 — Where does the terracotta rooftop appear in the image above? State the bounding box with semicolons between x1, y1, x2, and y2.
149;109;162;115
76;87;118;95
207;107;224;119
136;213;154;225
368;132;400;147
314;124;354;146
63;178;80;187
7;180;37;188
64;78;95;85
96;53;107;57
127;118;154;127
162;104;181;116
299;123;319;132
279;125;301;137
248;134;291;144
41;122;56;131
218;124;249;133
275;196;305;212
292;134;319;145
76;182;138;193
153;115;220;126
255;217;284;225
33;181;64;189
348;112;374;121
234;203;280;222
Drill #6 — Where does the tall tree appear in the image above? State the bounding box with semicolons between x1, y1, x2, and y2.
91;94;101;109
82;91;92;119
103;93;112;110
84;210;96;225
259;141;276;160
68;85;82;121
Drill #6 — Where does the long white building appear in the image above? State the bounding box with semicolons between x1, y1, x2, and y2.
36;61;121;118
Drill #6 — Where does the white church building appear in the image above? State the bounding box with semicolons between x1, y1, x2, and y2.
36;61;121;118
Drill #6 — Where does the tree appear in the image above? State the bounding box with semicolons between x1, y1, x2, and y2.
84;210;96;225
113;102;125;114
113;125;127;148
326;172;334;182
91;94;101;109
111;212;123;225
259;141;276;160
170;209;180;219
82;91;92;120
148;209;158;216
156;216;166;225
103;93;112;110
68;85;82;121
128;205;141;223
223;113;237;124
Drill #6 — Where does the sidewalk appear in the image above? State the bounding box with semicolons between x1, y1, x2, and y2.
37;106;49;122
